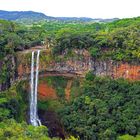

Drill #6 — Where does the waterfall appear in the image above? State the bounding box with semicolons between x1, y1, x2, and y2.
30;50;41;126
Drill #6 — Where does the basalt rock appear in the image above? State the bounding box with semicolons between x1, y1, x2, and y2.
0;49;140;92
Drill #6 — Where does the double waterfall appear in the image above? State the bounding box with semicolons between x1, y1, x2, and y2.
30;50;41;126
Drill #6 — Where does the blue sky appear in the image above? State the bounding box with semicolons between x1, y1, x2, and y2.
0;0;140;18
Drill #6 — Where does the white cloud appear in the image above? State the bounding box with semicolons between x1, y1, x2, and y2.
0;0;140;18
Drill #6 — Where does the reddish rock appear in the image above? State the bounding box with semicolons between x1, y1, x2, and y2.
38;82;57;100
65;80;73;100
113;63;140;80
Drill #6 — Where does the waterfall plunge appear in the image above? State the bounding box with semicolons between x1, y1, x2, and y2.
30;50;41;126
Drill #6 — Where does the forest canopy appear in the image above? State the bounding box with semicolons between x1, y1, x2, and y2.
58;73;140;139
0;17;140;62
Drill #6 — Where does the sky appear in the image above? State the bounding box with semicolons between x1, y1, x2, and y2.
0;0;140;19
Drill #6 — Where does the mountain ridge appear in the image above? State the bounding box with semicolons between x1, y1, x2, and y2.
0;10;119;23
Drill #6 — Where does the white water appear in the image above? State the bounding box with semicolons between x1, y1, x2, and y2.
30;50;41;126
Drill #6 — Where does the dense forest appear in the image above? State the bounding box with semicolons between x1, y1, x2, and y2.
1;16;140;61
0;13;140;140
58;73;140;139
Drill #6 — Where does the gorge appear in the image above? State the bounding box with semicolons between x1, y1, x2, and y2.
0;15;140;139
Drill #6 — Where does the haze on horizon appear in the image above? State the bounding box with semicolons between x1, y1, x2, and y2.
0;0;140;19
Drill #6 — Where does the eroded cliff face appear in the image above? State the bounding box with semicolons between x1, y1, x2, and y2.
0;48;140;92
17;49;140;81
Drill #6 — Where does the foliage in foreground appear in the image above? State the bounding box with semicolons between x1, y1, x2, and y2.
118;134;140;140
0;119;52;140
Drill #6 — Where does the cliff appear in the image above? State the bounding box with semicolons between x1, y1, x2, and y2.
17;49;140;80
0;48;140;92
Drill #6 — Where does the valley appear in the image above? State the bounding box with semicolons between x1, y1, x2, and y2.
0;11;140;140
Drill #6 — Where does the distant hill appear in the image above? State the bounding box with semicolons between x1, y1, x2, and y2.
0;10;55;23
0;10;119;24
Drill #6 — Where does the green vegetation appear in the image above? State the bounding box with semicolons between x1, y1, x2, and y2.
1;16;140;62
52;21;140;62
0;19;45;59
1;74;139;139
39;76;68;98
0;81;28;122
0;14;140;139
0;81;77;139
58;73;140;139
38;100;64;112
118;134;140;140
0;119;52;140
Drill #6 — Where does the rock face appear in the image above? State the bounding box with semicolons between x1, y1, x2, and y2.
0;49;140;92
0;55;17;91
38;82;57;100
17;51;140;81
